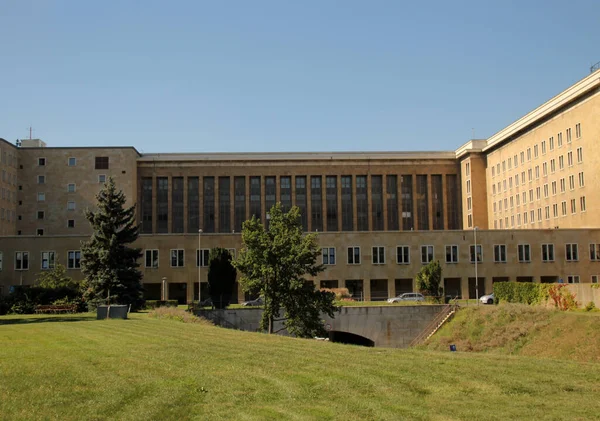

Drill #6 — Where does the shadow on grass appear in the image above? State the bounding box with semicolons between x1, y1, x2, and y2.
0;315;97;325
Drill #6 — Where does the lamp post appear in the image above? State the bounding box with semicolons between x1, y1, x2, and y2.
161;277;167;301
474;226;479;304
198;229;203;305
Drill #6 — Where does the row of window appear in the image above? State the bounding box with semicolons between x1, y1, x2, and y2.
494;175;585;210
37;156;109;169
1;170;17;186
0;148;17;168
493;197;587;228
2;243;598;272
34;176;106;187
492;156;583;196
1;187;16;204
490;124;582;177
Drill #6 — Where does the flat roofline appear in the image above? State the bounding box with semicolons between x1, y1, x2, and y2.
17;146;141;156
138;151;458;161
483;69;600;152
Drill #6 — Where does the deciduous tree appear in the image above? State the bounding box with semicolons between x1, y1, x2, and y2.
416;260;443;301
208;248;237;309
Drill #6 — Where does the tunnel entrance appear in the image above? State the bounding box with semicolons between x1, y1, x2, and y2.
328;331;375;347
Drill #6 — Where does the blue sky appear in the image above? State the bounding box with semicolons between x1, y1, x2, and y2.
1;1;598;153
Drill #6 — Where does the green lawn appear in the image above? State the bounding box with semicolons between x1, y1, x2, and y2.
1;313;600;420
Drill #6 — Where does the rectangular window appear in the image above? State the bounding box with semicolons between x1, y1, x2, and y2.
141;177;153;233
569;175;575;191
170;249;185;267
67;201;76;211
396;246;410;264
157;177;168;233
577;147;583;163
67;251;81;269
250;176;262;221
326;176;338;231
470;244;482;263
553;203;558;217
541;244;554;262
549;137;554;150
421;245;434;264
445;245;458;263
494;244;507;263
576;123;581;138
341;176;353;231
527;148;531;161
38;175;45;184
567;151;573;167
559;155;564;170
196;249;209;267
590;244;600;261
68;219;75;228
566;128;572;143
67;183;76;193
416;175;429;230
38;157;46;166
295;176;307;231
310;176;322;232
528;168;532;181
68;157;76;166
467;180;471;194
545;206;550;220
593;275;599;284
234;176;246;232
560;178;565;193
203;177;215;233
541;141;546;154
578;172;584;187
570;198;576;214
265;176;276;228
552;181;557;195
98;174;106;183
567;275;580;284
431;175;444;230
145;250;159;268
187;177;199;233
581;196;586;212
542;162;547;176
544;184;549;198
280;176;292;213
356;175;368;231
347;247;360;264
566;244;578;261
322;247;336;265
219;176;231;233
465;162;470;176
37;210;44;220
95;156;109;170
41;251;55;270
561;200;567;216
15;251;29;270
520;151;525;164
172;177;184;233
386;175;399;231
534;144;539;158
550;159;555;173
518;244;531;262
372;246;385;264
371;175;384;231
558;132;563;147
401;175;413;230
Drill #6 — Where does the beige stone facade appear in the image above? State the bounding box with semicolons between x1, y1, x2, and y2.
1;69;600;299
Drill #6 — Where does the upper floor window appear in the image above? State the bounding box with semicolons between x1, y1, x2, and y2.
15;251;29;270
197;249;209;267
95;156;109;170
589;244;600;261
145;249;159;268
41;251;56;270
470;244;482;263
541;141;546;154
566;244;578;262
67;201;76;211
347;247;360;264
445;245;458;263
542;244;554;262
396;246;410;264
557;132;563;147
372;246;385;264
68;157;76;166
465;162;470;176
518;244;531;262
527;148;531;161
566;128;572;143
575;123;581;138
68;250;81;269
37;175;45;184
67;183;76;193
549;137;554;150
38;157;46;166
567;275;580;284
494;244;506;263
322;247;336;265
577;147;583;163
534;145;539;158
98;174;106;184
170;249;185;267
421;245;434;264
37;193;45;202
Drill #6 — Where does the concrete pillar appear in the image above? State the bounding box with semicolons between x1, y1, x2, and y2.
363;279;371;301
387;278;395;299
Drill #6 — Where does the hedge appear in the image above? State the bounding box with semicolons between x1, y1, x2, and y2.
493;282;552;305
144;300;179;309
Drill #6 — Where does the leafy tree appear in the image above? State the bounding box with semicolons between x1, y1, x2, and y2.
81;177;144;310
415;260;443;301
207;248;237;309
36;263;80;290
233;203;337;337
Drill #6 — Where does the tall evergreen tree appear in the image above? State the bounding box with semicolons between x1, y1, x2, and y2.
81;177;144;310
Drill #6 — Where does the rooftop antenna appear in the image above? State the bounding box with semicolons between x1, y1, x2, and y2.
28;126;33;140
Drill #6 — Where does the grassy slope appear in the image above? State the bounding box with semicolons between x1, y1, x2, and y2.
425;304;600;363
0;313;599;421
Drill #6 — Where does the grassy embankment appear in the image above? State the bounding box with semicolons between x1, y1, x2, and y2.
1;310;600;420
425;303;600;362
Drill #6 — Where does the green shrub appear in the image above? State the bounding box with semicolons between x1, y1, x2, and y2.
145;300;179;309
585;301;596;312
493;282;552;305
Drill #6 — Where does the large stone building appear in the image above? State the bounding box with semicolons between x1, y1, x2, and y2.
1;70;600;303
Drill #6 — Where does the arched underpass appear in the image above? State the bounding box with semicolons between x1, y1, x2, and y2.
328;331;374;347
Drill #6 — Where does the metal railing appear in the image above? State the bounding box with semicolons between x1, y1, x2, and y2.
409;303;457;347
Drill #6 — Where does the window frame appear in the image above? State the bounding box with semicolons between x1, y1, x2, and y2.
170;249;185;267
493;244;507;263
420;245;434;264
469;244;483;263
144;249;159;268
15;251;29;271
566;243;578;262
541;243;555;262
396;245;410;265
518;244;531;263
372;246;385;265
196;249;210;267
67;183;76;193
38;157;46;166
41;251;56;270
68;157;77;167
347;246;361;265
67;250;81;269
445;244;459;264
322;247;336;266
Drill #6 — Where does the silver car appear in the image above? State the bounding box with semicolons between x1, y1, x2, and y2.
387;293;425;303
241;297;264;307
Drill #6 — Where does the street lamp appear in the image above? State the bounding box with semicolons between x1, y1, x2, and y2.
161;277;167;301
198;228;203;305
473;226;479;304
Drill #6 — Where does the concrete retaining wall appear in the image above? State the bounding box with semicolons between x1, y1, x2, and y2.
565;284;600;307
199;305;447;348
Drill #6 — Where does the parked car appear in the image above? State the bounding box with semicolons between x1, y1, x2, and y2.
480;293;495;305
241;297;264;307
387;293;425;303
199;298;213;307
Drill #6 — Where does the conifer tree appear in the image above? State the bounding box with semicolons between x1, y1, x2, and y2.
81;177;144;310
